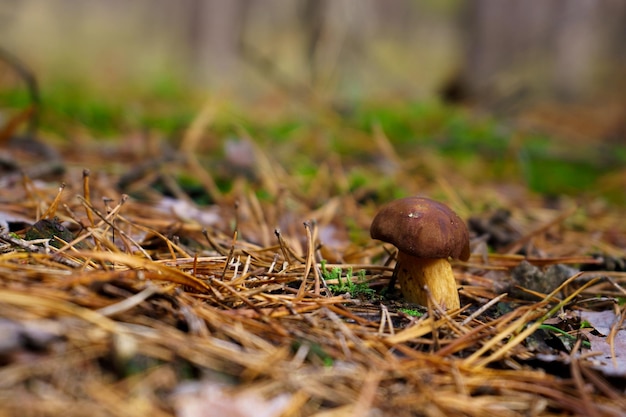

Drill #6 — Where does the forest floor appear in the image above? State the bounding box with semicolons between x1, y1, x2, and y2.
0;92;625;416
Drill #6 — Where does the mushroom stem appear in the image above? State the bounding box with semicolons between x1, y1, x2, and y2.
395;252;460;310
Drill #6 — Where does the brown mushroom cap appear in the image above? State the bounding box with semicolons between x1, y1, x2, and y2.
370;197;470;261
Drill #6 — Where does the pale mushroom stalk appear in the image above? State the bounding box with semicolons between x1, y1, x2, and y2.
395;252;460;310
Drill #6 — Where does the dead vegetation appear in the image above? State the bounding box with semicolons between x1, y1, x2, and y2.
0;127;626;417
0;99;625;417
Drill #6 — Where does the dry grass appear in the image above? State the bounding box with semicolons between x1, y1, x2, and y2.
0;118;625;417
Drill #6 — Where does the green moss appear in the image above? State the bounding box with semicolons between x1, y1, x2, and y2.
324;263;375;298
518;136;620;195
3;74;625;205
398;308;424;317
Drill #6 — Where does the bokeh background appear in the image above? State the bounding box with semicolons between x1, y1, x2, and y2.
4;1;626;101
1;0;626;200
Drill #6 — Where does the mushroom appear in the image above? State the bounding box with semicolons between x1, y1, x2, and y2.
370;196;470;309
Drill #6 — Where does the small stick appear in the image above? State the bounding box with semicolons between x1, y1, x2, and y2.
80;170;100;250
274;229;293;265
378;303;395;336
607;276;626;296
103;197;115;244
607;306;625;368
82;169;96;227
41;183;65;219
192;252;198;276
295;227;312;300
96;282;161;317
304;221;320;295
202;229;229;256
461;293;508;326
241;254;251;277
268;253;279;274
222;229;238;280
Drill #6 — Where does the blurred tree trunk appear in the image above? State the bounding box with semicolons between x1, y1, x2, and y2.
456;0;626;105
183;0;250;86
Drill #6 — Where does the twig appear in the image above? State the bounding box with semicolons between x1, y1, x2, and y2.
222;229;238;280
461;293;508;326
96;282;161;317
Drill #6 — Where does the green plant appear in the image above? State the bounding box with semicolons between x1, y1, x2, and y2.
538;324;591;349
398;308;423;317
322;262;375;298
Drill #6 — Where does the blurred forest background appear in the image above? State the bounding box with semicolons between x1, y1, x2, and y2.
3;0;626;102
1;0;626;198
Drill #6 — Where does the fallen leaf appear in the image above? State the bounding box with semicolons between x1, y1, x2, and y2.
580;310;621;336
583;331;626;377
580;310;626;377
